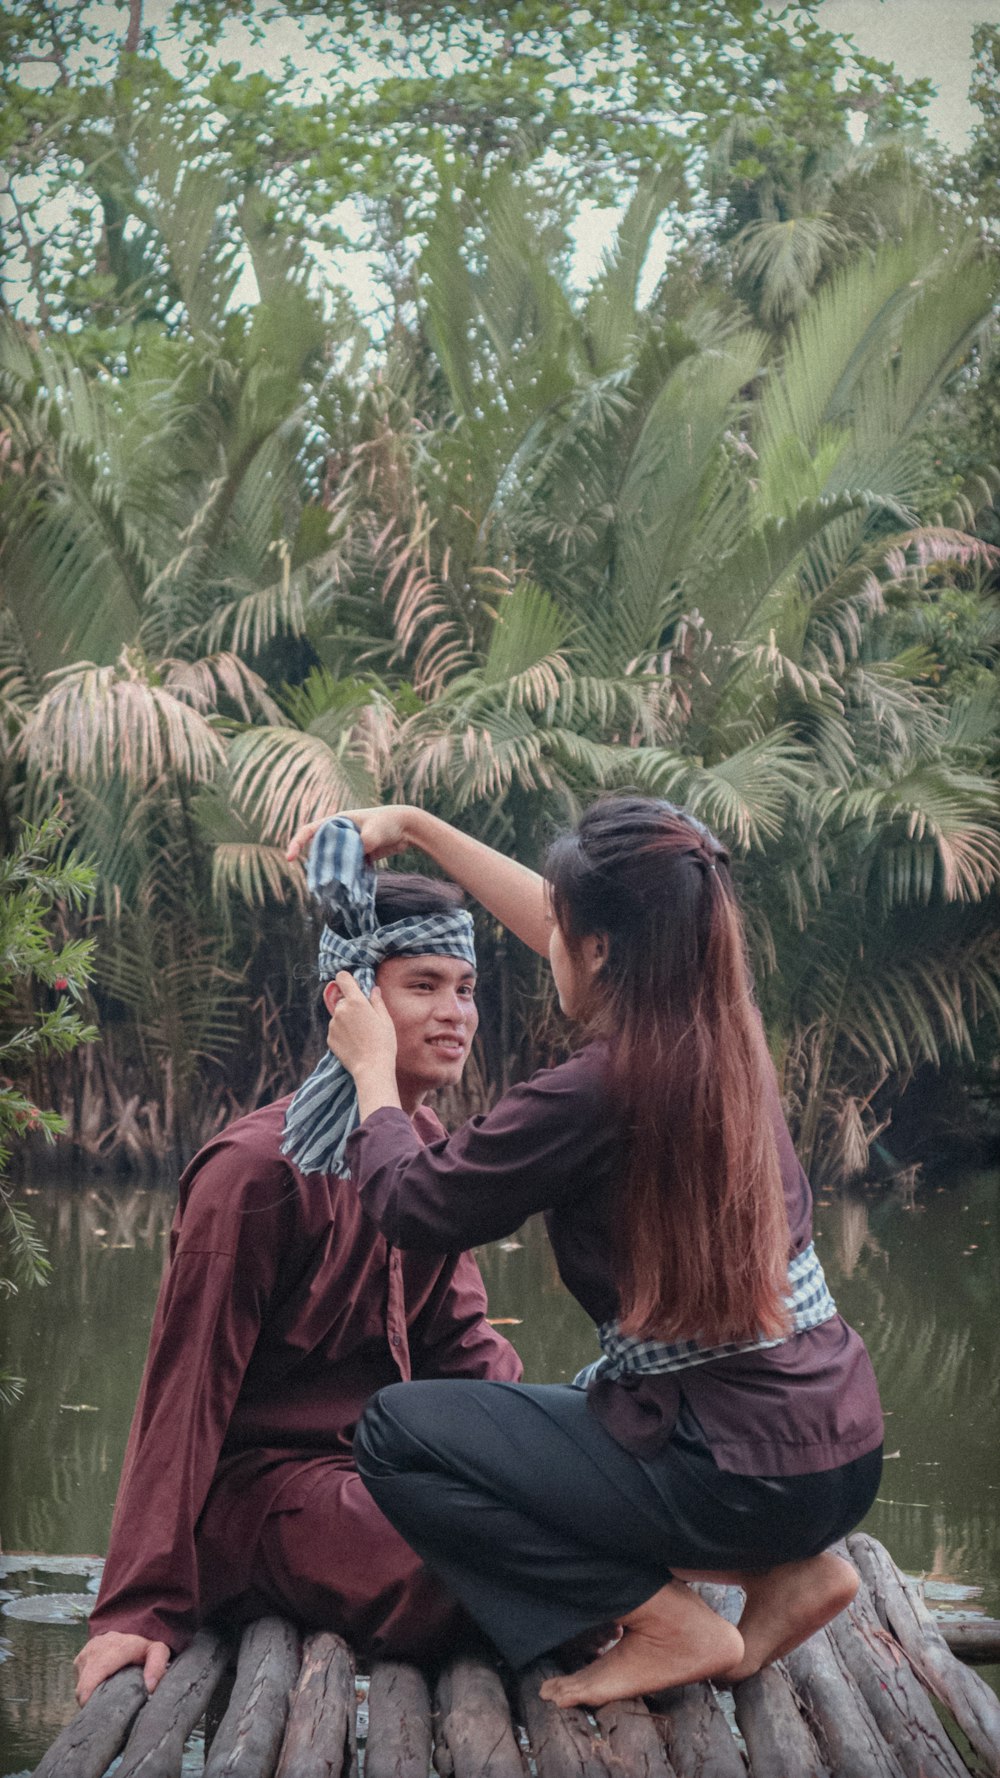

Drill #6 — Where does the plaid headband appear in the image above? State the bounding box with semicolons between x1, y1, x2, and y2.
281;818;476;1177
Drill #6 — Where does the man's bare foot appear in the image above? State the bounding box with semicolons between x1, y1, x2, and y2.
723;1552;859;1682
537;1583;744;1709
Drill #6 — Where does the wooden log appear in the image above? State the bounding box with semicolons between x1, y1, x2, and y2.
115;1630;230;1778
365;1661;432;1778
732;1664;829;1778
434;1656;526;1778
647;1681;745;1778
593;1693;677;1778
784;1627;908;1778
204;1616;301;1778
275;1631;357;1778
940;1617;1000;1665
849;1531;1000;1777
31;1667;149;1778
517;1660;614;1778
828;1573;970;1778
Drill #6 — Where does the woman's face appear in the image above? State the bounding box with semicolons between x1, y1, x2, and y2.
548;911;607;1019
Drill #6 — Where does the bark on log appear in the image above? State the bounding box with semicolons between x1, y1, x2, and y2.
849;1531;1000;1777
116;1630;230;1778
593;1693;677;1778
940;1618;1000;1665
828;1573;970;1778
205;1616;301;1778
647;1681;745;1778
275;1632;357;1778
784;1627;907;1778
434;1656;526;1778
365;1661;432;1778
517;1660;614;1778
31;1666;149;1778
732;1663;828;1778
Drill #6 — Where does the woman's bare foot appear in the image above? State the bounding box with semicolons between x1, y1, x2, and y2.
538;1583;744;1709
723;1552;859;1682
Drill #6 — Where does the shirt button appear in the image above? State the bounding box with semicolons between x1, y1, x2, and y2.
391;1333;401;1348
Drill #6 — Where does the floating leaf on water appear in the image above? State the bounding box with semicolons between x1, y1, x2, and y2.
486;1317;523;1325
924;1578;984;1602
59;1403;99;1412
883;1449;901;1459
0;1554;104;1582
498;1240;522;1251
3;1592;91;1623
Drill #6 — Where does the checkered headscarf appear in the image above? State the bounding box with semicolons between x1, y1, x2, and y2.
281;818;476;1177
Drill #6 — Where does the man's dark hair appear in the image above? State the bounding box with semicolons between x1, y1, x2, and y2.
318;871;465;938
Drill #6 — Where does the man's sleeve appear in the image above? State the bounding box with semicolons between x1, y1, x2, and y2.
411;1250;523;1383
88;1148;291;1651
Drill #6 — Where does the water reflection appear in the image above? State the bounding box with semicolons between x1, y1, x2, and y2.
0;1167;997;1773
811;1174;1000;1619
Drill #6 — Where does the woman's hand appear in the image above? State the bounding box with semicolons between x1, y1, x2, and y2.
286;803;551;959
74;1632;171;1706
327;974;401;1117
286;806;415;866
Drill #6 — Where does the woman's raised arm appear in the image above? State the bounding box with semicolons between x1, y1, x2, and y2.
287;805;550;957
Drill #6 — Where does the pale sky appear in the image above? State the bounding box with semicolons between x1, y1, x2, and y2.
819;0;1000;147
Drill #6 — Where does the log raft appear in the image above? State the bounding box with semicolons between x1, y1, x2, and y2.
31;1537;1000;1778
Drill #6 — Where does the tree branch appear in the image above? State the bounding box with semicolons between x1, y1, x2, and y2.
5;187;52;327
124;0;143;56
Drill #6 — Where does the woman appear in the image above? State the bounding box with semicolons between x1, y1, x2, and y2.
287;796;883;1706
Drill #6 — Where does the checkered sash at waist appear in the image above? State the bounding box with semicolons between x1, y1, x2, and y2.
572;1239;837;1389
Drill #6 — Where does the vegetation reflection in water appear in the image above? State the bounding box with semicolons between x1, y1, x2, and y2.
0;1169;997;1772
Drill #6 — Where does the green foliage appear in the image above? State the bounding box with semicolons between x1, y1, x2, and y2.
1;0;931;337
0;4;996;1186
0;815;97;1402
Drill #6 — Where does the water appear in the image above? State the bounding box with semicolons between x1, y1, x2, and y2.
1;1168;997;1771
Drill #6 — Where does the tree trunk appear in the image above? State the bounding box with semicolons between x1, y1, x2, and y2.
116;1631;230;1778
828;1574;970;1778
275;1631;357;1778
849;1531;1000;1777
648;1680;745;1778
516;1661;614;1778
940;1617;1000;1664
594;1693;677;1778
31;1667;148;1778
364;1660;432;1778
434;1656;526;1778
205;1616;301;1778
732;1663;829;1778
784;1626;907;1778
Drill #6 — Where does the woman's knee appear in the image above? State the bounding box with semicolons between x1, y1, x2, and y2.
354;1382;418;1479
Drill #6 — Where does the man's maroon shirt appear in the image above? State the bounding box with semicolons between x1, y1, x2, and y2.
89;1097;521;1653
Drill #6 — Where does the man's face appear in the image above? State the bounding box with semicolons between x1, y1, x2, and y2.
374;954;479;1104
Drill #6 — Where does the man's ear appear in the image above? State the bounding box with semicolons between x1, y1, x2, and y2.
322;979;343;1015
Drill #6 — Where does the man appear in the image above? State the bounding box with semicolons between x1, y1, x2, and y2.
75;828;521;1705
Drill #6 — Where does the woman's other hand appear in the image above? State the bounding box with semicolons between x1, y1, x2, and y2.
286;806;414;866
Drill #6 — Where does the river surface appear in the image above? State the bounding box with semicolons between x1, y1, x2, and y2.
1;1165;997;1772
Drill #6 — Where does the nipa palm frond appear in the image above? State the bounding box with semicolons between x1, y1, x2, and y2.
22;651;226;785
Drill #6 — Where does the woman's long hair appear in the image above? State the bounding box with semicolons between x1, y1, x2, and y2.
546;796;790;1345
